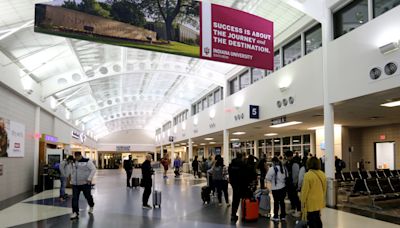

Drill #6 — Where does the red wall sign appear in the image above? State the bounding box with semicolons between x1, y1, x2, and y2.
379;134;386;140
200;2;274;70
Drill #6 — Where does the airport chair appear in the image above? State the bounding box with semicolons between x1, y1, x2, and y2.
390;170;399;177
383;169;392;178
369;170;379;178
342;172;354;182
359;170;369;179
377;170;386;178
352;178;368;195
352;171;361;180
377;178;399;197
335;172;344;182
389;177;400;193
364;179;386;209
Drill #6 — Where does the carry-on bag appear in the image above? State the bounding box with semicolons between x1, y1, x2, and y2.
241;198;259;222
201;186;211;204
254;189;270;217
152;172;162;208
132;177;140;188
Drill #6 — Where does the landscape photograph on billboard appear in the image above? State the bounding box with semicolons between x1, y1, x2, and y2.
35;0;201;57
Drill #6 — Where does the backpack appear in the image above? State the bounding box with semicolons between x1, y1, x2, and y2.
340;160;346;169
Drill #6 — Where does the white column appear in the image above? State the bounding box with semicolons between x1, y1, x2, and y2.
154;148;158;161
188;138;193;162
33;106;40;187
161;144;164;158
254;140;259;158
171;142;175;168
223;129;230;165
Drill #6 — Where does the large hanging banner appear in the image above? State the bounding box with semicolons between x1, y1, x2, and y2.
34;1;273;70
0;117;25;158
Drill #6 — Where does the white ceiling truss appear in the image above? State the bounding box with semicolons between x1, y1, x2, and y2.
0;0;314;139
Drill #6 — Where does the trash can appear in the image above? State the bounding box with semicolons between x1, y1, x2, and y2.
326;178;338;208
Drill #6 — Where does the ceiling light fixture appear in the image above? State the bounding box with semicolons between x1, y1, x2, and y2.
264;133;278;136
230;138;240;141
379;41;399;55
209;142;216;144
232;132;246;135
381;100;400;107
204;138;214;140
270;121;302;128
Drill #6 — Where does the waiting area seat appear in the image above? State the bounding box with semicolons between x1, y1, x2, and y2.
369;171;379;178
364;178;400;208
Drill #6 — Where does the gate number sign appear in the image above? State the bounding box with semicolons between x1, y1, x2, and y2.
249;105;259;119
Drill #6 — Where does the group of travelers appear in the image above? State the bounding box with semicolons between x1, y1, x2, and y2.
58;152;96;220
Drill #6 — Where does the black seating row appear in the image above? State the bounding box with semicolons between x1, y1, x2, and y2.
351;177;400;208
336;169;400;182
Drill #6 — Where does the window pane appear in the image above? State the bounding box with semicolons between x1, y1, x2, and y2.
252;68;265;83
283;37;301;66
214;90;221;103
258;139;265;147
230;78;239;95
283;146;291;154
266;139;273;146
283;137;291;145
305;24;322;55
273;138;281;146
292;146;301;155
373;0;400;17
274;147;281;157
333;0;368;39
303;134;310;144
239;70;251;90
197;102;201;112
202;98;207;109
292;135;301;145
274;50;280;71
208;94;214;106
303;145;311;157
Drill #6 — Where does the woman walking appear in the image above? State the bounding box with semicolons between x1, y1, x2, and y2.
208;155;230;207
300;157;327;228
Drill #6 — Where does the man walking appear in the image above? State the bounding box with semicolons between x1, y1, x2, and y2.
123;155;134;188
284;151;301;217
59;155;74;200
70;152;96;220
228;153;247;222
141;154;154;209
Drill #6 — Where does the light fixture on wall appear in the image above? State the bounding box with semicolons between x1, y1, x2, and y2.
20;76;33;94
278;77;292;92
379;41;399;55
209;109;216;119
234;96;244;109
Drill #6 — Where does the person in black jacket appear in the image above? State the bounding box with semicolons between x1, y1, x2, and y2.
257;154;267;189
228;153;246;222
192;156;199;178
141;154;154;209
123;155;134;188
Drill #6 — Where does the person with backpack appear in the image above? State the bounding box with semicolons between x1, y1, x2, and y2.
335;156;346;173
284;150;301;217
208;155;230;207
266;156;287;222
300;157;327;228
228;153;246;222
123;155;134;188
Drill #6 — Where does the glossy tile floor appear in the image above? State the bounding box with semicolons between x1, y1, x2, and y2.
0;169;398;228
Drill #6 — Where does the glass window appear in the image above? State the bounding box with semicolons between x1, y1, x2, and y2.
239;70;251;90
192;104;196;115
220;87;224;100
283;137;291;146
208;94;214;106
303;134;310;144
196;101;201;112
283;37;301;66
273;138;281;146
333;0;368;39
252;68;265;83
266;147;273;159
292;135;301;145
373;0;400;18
274;50;280;71
258;139;265;147
303;145;311;157
283;146;291;154
292;146;302;154
202;98;207;110
305;24;322;55
274;147;281;157
229;78;239;95
266;139;273;146
214;89;221;103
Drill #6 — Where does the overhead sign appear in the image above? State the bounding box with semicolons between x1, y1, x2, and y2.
34;1;273;70
42;134;58;143
169;136;174;142
116;146;130;152
249;105;259;119
200;2;274;70
0;117;25;158
72;130;86;143
271;116;286;125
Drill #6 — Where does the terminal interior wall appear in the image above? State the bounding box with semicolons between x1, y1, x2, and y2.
0;83;35;202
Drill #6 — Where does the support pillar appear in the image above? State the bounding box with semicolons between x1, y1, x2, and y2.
188;138;193;162
33;106;40;188
171;142;175;168
161;144;164;158
223;129;230;166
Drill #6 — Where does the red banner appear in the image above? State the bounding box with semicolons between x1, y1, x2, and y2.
200;2;274;70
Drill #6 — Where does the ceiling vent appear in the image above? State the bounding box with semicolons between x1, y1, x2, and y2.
384;62;397;75
369;67;382;80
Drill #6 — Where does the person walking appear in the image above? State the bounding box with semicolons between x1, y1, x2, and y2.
70;152;96;220
59;155;73;201
228;153;246;222
208;155;230;207
141;154;154;209
173;156;182;177
266;157;287;222
257;154;268;189
161;154;170;178
123;155;134;188
192;156;199;178
284;150;301;217
300;157;327;228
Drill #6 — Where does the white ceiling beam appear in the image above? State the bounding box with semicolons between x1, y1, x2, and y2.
280;0;325;22
0;20;33;41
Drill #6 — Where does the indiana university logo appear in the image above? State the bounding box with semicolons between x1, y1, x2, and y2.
204;47;210;55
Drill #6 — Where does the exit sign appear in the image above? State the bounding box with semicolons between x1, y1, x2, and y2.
379;134;386;140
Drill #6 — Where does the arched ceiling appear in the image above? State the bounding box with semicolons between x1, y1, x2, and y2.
0;0;311;139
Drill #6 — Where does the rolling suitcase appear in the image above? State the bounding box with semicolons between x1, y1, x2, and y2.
255;189;270;217
153;173;161;208
132;177;140;189
201;186;211;204
241;198;259;222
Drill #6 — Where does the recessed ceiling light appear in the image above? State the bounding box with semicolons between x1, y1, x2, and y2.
204;137;214;140
232;132;246;135
264;133;278;136
200;143;206;146
270;121;302;128
230;138;240;141
381;100;400;107
209;142;216;144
